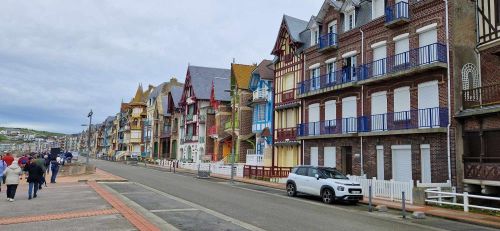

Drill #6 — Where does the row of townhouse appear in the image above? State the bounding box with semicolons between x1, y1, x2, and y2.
79;0;499;196
268;0;500;195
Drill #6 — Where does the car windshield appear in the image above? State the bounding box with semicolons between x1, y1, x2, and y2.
321;168;348;180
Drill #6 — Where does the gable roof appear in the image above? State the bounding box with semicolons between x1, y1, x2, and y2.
231;63;256;90
148;82;166;101
169;85;183;109
188;65;231;101
130;84;144;106
283;15;309;43
252;60;274;80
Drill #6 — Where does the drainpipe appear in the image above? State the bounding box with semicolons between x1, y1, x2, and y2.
302;52;306;165
360;28;365;176
444;0;452;183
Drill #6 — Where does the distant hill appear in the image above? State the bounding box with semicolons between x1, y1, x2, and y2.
0;127;66;138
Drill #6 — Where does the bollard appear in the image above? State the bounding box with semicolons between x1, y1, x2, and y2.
169;161;172;172
368;185;373;212
173;162;176;173
402;191;406;219
463;192;469;212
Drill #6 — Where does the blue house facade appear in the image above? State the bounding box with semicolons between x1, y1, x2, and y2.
247;60;274;166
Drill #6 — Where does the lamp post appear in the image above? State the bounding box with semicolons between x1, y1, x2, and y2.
86;110;93;165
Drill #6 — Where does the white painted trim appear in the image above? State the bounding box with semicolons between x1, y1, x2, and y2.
416;23;438;34
391;145;411;150
376;145;384;150
371;91;387;97
325;57;337;64
370;40;387;49
393;33;410;41
308;63;321;70
418;80;439;88
341;50;358;58
420;144;430;149
394;86;410;93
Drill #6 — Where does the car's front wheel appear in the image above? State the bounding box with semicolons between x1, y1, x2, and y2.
286;183;297;197
321;188;335;204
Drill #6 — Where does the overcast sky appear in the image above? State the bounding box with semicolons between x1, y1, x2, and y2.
0;0;323;134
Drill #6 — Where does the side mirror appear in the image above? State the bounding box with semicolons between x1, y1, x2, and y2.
315;174;320;180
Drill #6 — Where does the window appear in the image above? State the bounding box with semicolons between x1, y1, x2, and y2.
394;36;410;66
327;62;336;83
324;100;336;129
310;67;320;90
344;11;356;31
256;104;266;121
342;56;357;82
310;25;319;46
372;0;385;19
131;131;141;139
308;167;318;177
393;87;410;120
372;45;387;76
296;167;308;176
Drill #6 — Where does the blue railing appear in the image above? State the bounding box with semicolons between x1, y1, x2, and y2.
297;67;358;94
297;117;359;136
385;1;409;24
359;107;448;132
297;43;447;95
319;33;338;49
297;107;448;137
358;43;447;81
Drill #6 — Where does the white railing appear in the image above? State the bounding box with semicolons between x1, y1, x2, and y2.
348;175;414;204
425;188;500;212
175;161;244;177
253;88;269;101
417;180;451;188
246;154;263;166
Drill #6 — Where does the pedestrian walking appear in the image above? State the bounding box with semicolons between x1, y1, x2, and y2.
0;155;6;192
3;152;14;166
33;155;47;189
50;158;60;183
24;160;44;200
3;161;22;202
18;154;29;180
44;155;50;174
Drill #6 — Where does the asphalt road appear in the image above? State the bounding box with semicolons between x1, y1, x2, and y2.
92;159;497;231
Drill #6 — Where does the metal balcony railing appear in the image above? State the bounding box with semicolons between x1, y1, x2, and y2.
319;32;338;49
385;1;409;24
297;107;449;137
253;88;270;101
462;83;500;109
276;128;297;142
297;43;447;96
358;43;447;81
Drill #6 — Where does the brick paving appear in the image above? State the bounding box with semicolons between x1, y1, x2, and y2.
88;181;160;231
0;208;118;225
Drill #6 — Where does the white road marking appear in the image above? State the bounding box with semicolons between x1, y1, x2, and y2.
133;182;267;231
149;208;199;213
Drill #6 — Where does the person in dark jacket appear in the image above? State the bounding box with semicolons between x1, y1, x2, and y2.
24;160;44;199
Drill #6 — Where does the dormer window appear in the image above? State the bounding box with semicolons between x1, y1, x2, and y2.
311;27;319;46
344;10;356;31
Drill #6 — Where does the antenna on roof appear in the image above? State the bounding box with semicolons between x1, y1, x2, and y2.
232;58;235;64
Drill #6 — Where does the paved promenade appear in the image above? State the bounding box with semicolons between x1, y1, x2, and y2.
0;168;159;231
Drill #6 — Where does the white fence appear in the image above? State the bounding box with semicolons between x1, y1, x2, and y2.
425;188;500;212
348;175;414;204
173;161;244;177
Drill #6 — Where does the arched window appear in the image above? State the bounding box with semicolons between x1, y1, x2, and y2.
461;63;479;90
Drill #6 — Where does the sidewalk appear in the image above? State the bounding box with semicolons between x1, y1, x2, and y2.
0;168;158;231
146;162;500;229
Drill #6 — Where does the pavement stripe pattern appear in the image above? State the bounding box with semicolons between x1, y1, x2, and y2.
0;208;118;225
88;181;160;231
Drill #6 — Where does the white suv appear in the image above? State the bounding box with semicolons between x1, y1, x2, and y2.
286;166;363;204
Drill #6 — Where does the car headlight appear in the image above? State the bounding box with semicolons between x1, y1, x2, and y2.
337;186;345;191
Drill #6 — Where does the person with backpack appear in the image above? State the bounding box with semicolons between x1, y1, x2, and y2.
3;160;22;202
33;155;47;189
24;159;44;200
0;155;6;192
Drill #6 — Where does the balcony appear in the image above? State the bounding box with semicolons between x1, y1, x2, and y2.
297;67;358;96
276;128;297;142
359;107;449;133
281;89;296;103
297;43;447;98
208;125;217;137
253;88;270;102
245;149;263;166
385;1;410;28
462;83;500;109
297;107;448;138
464;158;500;181
252;120;271;133
318;32;338;51
358;43;447;83
224;119;239;131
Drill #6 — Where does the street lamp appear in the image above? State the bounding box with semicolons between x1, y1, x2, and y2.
81;110;93;165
